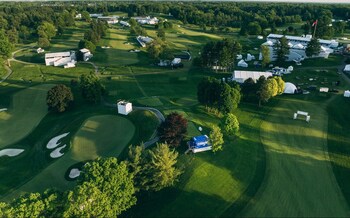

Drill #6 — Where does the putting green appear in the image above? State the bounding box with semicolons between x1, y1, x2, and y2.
71;115;136;161
2;115;135;201
0;84;53;148
242;99;350;217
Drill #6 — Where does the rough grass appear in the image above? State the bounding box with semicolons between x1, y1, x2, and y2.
242;98;350;217
0;84;53;148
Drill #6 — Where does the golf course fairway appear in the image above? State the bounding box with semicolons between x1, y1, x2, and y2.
0;84;53;148
242;99;350;217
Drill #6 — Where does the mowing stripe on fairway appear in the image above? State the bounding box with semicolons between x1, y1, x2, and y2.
242;99;350;217
0;84;53;148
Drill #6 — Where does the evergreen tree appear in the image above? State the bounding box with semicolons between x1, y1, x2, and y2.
274;36;289;63
305;37;321;57
222;113;239;135
209;126;224;153
261;45;270;67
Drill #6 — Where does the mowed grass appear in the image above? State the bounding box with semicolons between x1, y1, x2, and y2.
242;98;350;217
327;96;350;206
72;115;135;161
0;84;53;148
2;115;136;201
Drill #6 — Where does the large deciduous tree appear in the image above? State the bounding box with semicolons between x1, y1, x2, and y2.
305;37;321;57
64;158;136;217
47;84;74;113
260;45;270;67
79;73;107;103
257;77;278;106
158;112;188;147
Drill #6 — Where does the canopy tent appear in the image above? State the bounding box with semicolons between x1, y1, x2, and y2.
237;59;248;68
284;82;297;94
344;64;350;73
344;90;350;97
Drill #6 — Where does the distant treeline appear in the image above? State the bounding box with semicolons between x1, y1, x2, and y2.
0;1;348;44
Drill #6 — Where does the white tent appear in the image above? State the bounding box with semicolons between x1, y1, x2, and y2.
236;54;243;60
344;90;350;97
284;82;297;94
246;54;255;61
237;60;248;68
344;64;350;73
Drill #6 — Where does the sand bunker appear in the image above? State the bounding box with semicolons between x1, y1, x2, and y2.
50;144;66;158
0;149;24;157
69;168;81;179
47;133;69;149
0;108;7;112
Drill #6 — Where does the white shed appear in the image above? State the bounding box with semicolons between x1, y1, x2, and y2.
344;64;350;73
117;101;132;115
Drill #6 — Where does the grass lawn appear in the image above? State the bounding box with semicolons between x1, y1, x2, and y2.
2;114;136;201
0;84;53;148
242;97;350;217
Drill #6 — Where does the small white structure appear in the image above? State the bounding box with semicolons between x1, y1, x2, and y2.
132;16;159;25
231;70;273;83
64;62;76;68
171;58;181;65
117;101;132;115
237;59;248;68
90;13;103;18
136;36;153;47
75;13;82;19
80;48;93;61
97;16;119;24
236;54;243;60
45;51;76;67
293;111;310;122
344;64;350;73
284;82;297;94
120;21;130;27
37;48;45;53
257;35;264;39
245;53;255;61
344;90;350;97
320;87;329;93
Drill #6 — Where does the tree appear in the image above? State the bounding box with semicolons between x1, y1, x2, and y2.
78;39;96;53
79;73;107;103
143;143;181;191
64;158;136;217
37;22;56;40
158;112;188;147
274;76;285;95
209;126;224;153
257;77;278;106
127;145;145;192
241;77;257;102
147;38;167;60
218;82;241;113
222;113;239;135
38;37;50;48
47;84;74;113
81;11;91;22
157;28;165;39
260;45;270;67
274;36;289;63
305;37;321;57
247;21;262;35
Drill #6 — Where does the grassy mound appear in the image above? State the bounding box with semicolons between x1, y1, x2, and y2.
0;84;53;148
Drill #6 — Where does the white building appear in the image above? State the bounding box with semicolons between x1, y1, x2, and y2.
171;58;181;65
120;21;130;27
284;82;297;94
231;70;273;83
79;48;93;61
117;101;132;115
261;34;338;62
136;36;153;47
132;16;159;25
97;16;119;24
90;13;103;18
344;90;350;97
45;51;76;67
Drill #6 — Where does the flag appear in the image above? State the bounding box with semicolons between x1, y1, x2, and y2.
312;20;318;27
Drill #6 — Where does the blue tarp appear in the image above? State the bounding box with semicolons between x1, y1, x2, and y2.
190;135;210;149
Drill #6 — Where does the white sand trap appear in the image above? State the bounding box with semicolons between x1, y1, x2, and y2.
0;149;24;157
47;132;69;149
69;168;81;179
0;108;7;112
50;144;67;158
